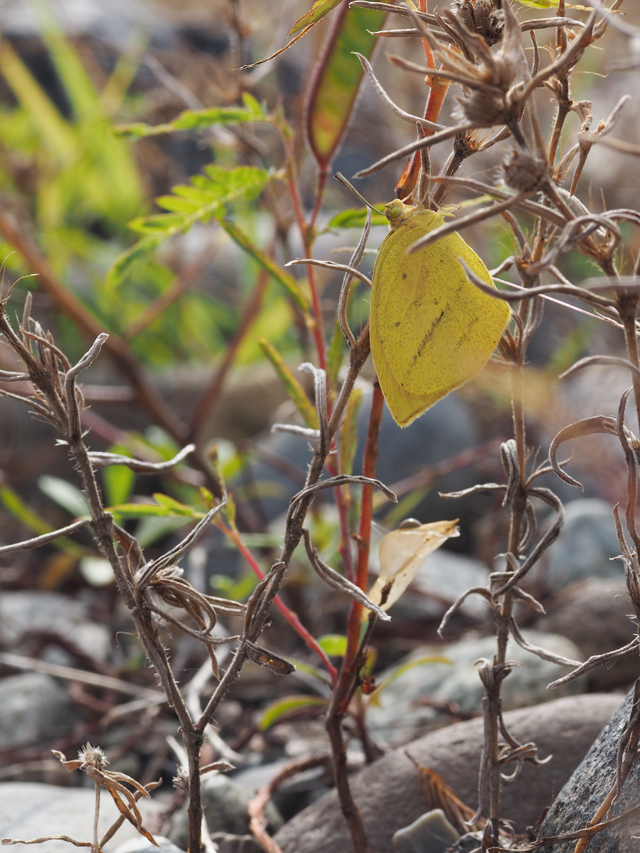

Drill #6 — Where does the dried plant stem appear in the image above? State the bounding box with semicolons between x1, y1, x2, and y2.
217;518;338;682
0;206;189;444
325;380;385;853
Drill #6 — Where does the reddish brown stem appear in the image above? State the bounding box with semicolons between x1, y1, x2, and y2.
324;380;385;853
0;206;190;446
188;264;271;441
217;519;338;684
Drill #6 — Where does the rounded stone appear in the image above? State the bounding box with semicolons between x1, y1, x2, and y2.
274;694;622;853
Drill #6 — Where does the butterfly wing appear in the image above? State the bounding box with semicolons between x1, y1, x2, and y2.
371;210;509;427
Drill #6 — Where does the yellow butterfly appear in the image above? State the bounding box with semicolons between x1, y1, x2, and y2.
370;199;510;427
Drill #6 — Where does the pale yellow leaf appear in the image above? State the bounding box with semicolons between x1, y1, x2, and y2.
368;520;459;611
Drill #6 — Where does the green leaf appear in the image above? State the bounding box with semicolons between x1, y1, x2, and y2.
210;573;258;602
136;516;192;548
0;484;85;557
318;634;348;657
306;1;392;168
105;233;166;287
219;218;309;310
108;496;200;521
327;318;345;387
258;339;318;429
339;387;362;478
325;207;387;230
39;476;89;517
290;0;344;36
114;93;267;138
259;695;330;731
108;165;272;285
152;493;201;517
102;445;135;507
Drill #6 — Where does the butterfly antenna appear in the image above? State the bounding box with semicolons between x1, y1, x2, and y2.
334;173;384;215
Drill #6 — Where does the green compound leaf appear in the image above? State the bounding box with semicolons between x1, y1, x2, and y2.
114;93;267;138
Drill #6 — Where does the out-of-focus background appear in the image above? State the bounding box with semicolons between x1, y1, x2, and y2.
1;1;640;850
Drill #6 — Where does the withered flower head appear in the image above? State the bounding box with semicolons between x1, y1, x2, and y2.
440;2;527;133
450;0;504;47
78;743;109;769
502;149;548;193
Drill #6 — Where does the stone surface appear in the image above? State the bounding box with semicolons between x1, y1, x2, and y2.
367;631;585;745
115;838;184;853
389;550;489;623
0;782;164;853
392;809;459;853
0;591;110;662
0;673;78;748
274;694;623;853
450;832;482;852
537;687;640;852
249;392;485;552
168;773;282;849
535;578;637;690
538;499;623;593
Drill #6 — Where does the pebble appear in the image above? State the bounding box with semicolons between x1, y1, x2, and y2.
537;686;640;853
0;591;110;662
0;782;165;853
366;630;585;745
535;578;637;690
0;673;78;748
249;392;482;545
392;809;459;853
388;549;489;622
274;693;622;853
168;773;282;849
538;499;623;593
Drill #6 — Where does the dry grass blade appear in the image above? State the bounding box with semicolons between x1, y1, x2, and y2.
405;753;485;834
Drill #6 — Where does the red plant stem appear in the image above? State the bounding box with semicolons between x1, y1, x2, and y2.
342;381;384;681
324;381;384;853
283;132;327;374
188;264;271;441
216;519;338;684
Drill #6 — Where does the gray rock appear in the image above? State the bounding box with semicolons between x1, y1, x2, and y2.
0;673;77;747
450;832;482;852
114;838;184;853
535;578;637;690
249;392;484;551
1;0;171;45
367;631;585;745
274;694;622;853
0;782;164;853
389;550;489;622
168;774;282;849
537;687;640;852
0;591;110;662
539;500;623;593
392;809;459;853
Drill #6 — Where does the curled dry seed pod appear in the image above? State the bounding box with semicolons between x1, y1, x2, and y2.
502;149;548;193
245;640;296;675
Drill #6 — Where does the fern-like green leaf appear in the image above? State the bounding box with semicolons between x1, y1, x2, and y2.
107;165;271;285
114;93;267;138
